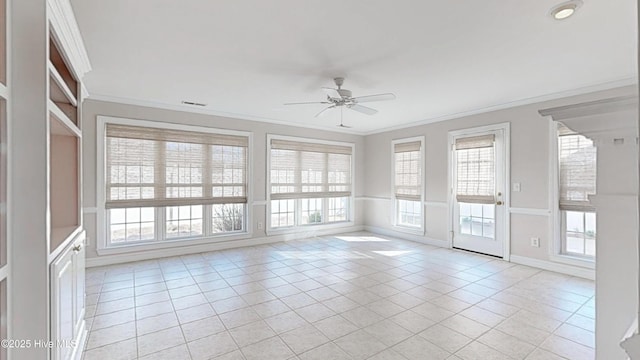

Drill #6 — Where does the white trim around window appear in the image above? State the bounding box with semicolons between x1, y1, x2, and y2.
548;119;595;269
96;116;253;255
391;136;425;235
266;134;355;236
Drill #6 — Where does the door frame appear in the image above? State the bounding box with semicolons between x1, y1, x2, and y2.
447;122;511;260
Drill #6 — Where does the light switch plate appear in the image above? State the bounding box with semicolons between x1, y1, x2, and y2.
512;183;521;192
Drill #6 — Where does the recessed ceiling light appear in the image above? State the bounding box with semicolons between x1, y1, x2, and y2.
550;0;583;20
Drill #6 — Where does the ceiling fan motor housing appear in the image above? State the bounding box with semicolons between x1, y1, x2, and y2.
337;89;352;98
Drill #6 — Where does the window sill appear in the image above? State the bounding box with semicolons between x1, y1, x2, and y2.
266;221;355;237
392;225;425;236
550;253;595;269
97;231;253;256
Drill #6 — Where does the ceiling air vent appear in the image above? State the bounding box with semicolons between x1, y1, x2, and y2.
181;100;207;107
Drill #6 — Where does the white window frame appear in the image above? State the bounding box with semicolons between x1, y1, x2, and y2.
548;120;595;268
96;116;253;256
266;134;355;235
391;136;425;235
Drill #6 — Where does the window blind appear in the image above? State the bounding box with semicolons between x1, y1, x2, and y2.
394;141;422;201
455;135;495;204
270;139;352;200
106;124;248;209
558;125;596;211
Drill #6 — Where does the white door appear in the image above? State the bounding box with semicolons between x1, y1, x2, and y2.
451;127;507;257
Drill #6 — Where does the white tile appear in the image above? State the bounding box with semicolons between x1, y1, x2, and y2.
298;342;352;360
280;292;317;309
389;310;436;333
280;324;330;354
136;290;171;306
137;326;186;357
188;331;238;360
313;314;359;340
136;301;174;320
440;314;490;339
241;336;294;360
86;322;136;350
495;317;551;346
456;341;512;360
251;299;291;318
334;329;388;360
540;334;595;360
91;308;135;330
477;329;536;359
136;312;179;335
83;338;137;360
210;295;248;314
176;303;216;324
95;297;135;316
138;344;191;360
295;302;336;323
229;320;276;347
367;348;410;360
459;306;505;327
340;306;384;328
418;324;471;353
554;323;595;348
393;335;450;360
219;307;262;329
171;293;208;310
181;315;226;342
363;319;413;346
264;310;308;334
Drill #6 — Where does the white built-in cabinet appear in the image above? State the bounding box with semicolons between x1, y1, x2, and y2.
51;232;85;360
47;0;91;358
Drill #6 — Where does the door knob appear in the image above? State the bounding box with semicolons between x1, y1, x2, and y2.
72;244;82;252
496;201;503;205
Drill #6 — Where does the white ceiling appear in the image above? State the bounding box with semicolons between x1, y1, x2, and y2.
71;0;637;134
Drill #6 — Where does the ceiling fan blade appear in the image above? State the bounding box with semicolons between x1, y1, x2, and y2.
348;104;378;115
321;87;342;99
336;123;352;129
315;105;336;118
351;93;396;103
284;101;331;105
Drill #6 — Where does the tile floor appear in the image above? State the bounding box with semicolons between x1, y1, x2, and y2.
82;232;595;360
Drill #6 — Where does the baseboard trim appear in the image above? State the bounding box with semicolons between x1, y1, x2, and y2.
86;225;365;267
364;225;448;247
510;255;595;280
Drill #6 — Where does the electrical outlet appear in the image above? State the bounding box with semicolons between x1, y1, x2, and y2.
531;237;540;247
257;222;263;230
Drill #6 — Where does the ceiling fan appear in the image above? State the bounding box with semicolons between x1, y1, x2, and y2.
284;77;396;119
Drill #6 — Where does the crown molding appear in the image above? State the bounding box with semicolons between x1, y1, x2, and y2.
48;0;92;79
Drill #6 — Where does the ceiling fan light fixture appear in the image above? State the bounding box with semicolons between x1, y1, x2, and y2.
550;0;582;20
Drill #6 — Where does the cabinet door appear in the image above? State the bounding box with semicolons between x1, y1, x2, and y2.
72;235;85;335
51;248;74;360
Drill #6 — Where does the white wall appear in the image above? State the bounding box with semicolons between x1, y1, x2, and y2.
362;85;636;269
81;100;366;262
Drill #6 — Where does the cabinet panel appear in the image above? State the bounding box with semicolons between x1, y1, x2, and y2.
51;248;74;360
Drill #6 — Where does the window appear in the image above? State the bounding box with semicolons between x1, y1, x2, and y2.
104;121;249;246
393;139;423;229
268;137;353;229
455;134;496;238
558;124;596;257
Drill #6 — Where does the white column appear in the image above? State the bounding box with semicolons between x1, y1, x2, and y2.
10;0;50;358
